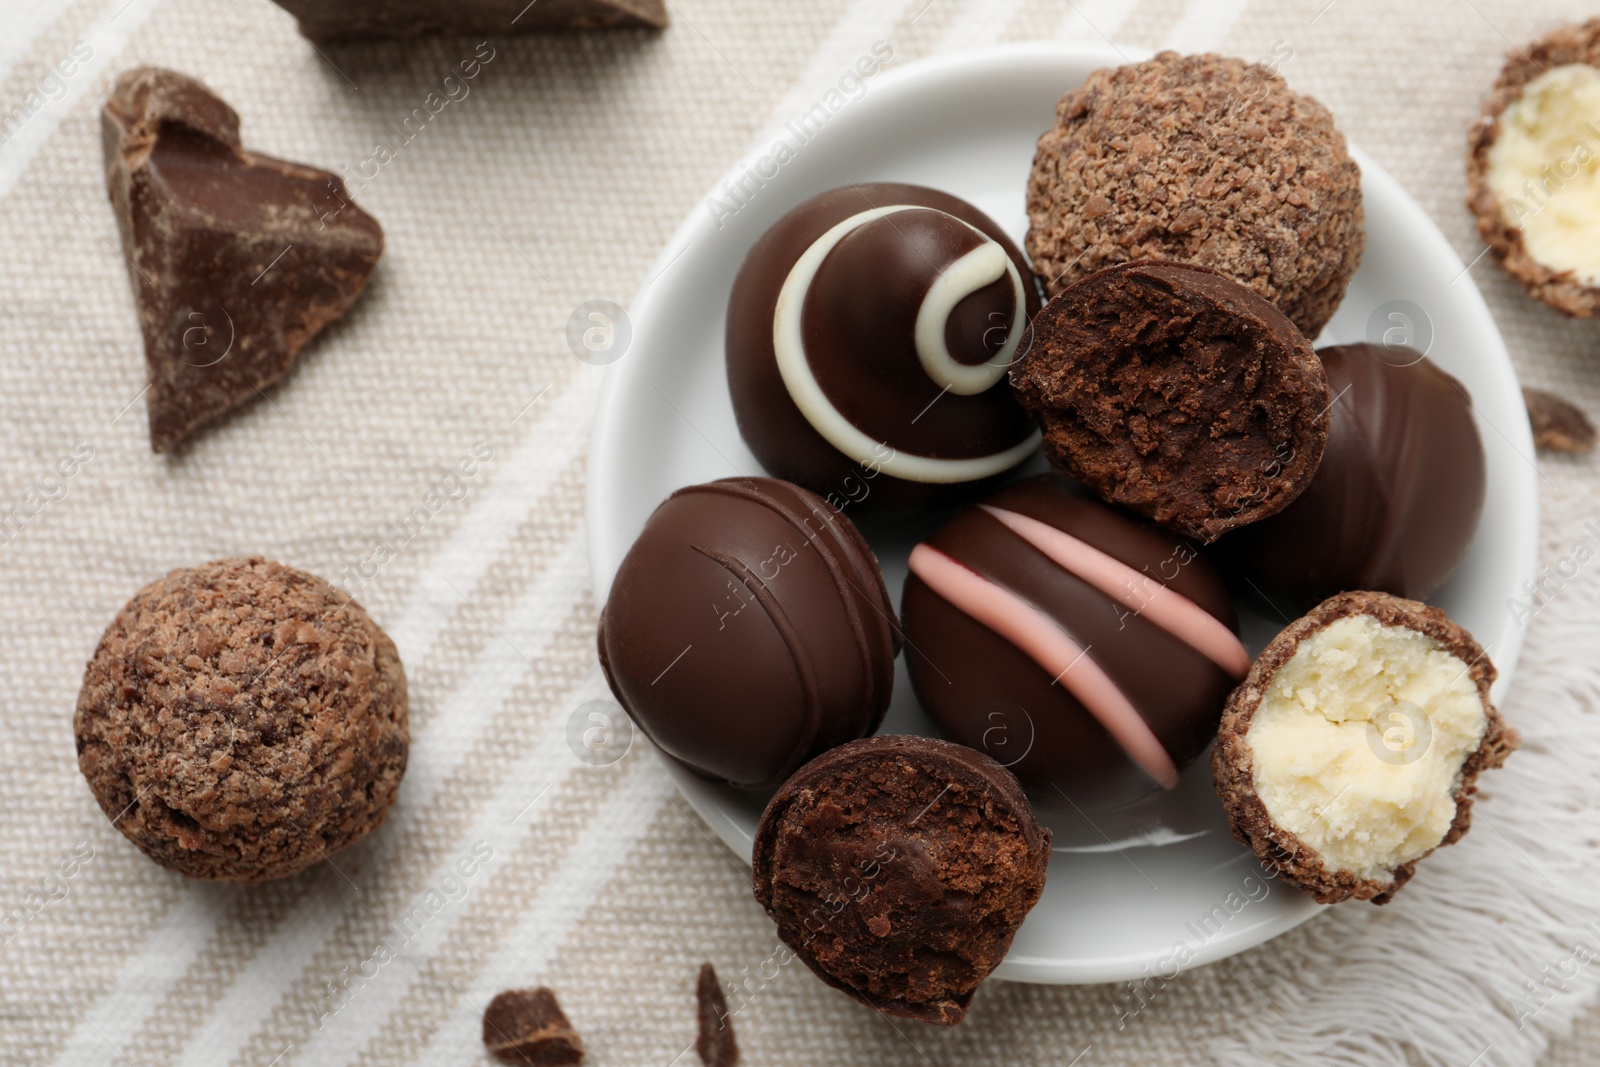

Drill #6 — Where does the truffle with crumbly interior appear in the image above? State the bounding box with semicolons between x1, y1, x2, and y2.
1468;19;1600;316
1027;51;1363;339
74;557;408;882
752;735;1050;1025
1213;592;1516;904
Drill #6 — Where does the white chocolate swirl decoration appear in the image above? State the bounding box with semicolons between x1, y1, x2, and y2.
772;205;1040;484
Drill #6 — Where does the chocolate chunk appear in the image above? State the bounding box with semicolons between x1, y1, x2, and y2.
269;0;666;44
695;963;738;1067
1010;261;1328;543
1525;387;1597;452
483;988;584;1066
102;68;383;452
752;735;1051;1026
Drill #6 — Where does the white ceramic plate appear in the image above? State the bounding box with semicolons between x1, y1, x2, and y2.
586;44;1539;984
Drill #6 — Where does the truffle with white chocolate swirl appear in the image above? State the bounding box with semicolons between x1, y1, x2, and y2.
727;184;1043;512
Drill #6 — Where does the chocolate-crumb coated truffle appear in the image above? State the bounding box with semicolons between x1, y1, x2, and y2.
1221;343;1486;605
598;478;899;790
1468;19;1600;316
75;558;408;882
1010;261;1328;543
1213;592;1516;905
727;183;1042;513
1027;51;1363;338
752;736;1050;1025
1526;387;1597;453
903;474;1248;809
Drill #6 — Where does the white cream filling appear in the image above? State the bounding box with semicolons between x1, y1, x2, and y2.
1486;62;1600;285
771;205;1039;485
1245;615;1489;883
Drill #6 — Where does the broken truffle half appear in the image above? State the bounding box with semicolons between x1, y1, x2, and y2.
103;67;383;452
752;735;1050;1026
1468;19;1600;316
1213;592;1516;904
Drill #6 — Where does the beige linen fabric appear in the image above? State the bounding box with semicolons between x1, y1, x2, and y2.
3;0;1600;1064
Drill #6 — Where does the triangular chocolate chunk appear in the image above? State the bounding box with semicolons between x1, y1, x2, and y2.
270;0;666;44
103;67;383;453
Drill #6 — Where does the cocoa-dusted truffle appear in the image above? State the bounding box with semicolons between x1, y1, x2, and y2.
752;735;1050;1026
1468;19;1600;316
75;558;408;882
1213;592;1516;905
1027;51;1364;338
1010;261;1328;543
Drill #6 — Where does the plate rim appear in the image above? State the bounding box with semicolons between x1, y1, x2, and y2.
584;41;1540;984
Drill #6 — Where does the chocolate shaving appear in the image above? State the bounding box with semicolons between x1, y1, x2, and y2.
695;963;738;1067
483;988;584;1066
1525;387;1597;453
102;67;382;452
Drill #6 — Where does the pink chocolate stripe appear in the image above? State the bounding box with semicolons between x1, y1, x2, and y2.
980;505;1250;679
908;544;1181;790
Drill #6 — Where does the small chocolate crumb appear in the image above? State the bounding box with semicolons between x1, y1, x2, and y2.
1525;388;1597;452
695;963;738;1067
483;988;584;1066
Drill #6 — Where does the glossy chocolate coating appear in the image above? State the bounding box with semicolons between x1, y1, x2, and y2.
727;184;1042;513
598;478;899;789
902;475;1241;809
1222;344;1486;605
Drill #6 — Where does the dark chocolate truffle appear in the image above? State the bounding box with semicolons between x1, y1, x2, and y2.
1221;343;1486;605
1467;19;1600;317
1213;592;1516;904
727;183;1042;513
1010;261;1329;544
902;475;1248;809
752;735;1050;1025
1027;51;1364;338
74;558;408;882
598;478;898;790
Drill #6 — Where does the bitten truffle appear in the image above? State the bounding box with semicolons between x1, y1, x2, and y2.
75;558;408;882
1010;261;1328;543
1213;592;1516;904
1468;19;1600;316
1027;51;1364;338
752;735;1050;1025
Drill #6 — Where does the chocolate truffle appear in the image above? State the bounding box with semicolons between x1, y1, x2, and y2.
103;68;384;452
1221;344;1486;605
1213;592;1516;904
902;475;1248;809
271;0;665;43
598;478;898;790
1468;19;1600;316
752;735;1050;1025
74;558;408;882
727;183;1042;513
1010;261;1329;544
1027;51;1363;338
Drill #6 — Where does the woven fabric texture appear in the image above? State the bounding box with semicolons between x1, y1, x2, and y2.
2;1;1599;1065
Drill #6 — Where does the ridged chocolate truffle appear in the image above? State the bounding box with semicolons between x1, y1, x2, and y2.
598;478;899;789
1220;343;1486;605
902;475;1248;809
752;735;1050;1025
727;183;1042;513
75;558;409;882
1027;51;1363;338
